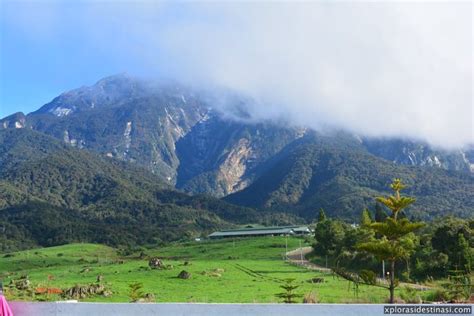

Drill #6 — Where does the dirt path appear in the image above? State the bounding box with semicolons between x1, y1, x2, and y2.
285;247;431;290
286;247;331;273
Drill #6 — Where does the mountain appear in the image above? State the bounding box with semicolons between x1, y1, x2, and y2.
225;132;474;220
361;138;474;173
1;74;308;197
0;128;298;251
1;73;473;223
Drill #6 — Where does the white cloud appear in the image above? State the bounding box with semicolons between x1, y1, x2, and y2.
153;2;473;149
5;1;473;148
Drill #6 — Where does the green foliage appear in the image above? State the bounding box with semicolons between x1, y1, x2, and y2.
0;238;394;303
313;220;347;257
456;234;472;273
318;208;327;223
226;136;474;221
369;219;424;241
128;282;144;302
431;218;473;274
374;203;388;222
359;270;377;285
360;209;372;227
400;286;422;304
337;179;424;303
0;129;300;251
275;278;303;303
441;269;472;302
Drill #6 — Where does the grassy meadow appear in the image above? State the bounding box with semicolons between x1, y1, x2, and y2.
0;237;416;303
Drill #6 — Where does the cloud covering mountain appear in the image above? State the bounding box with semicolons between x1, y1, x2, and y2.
2;1;472;148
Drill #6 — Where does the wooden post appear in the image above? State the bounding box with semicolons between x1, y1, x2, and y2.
299;240;303;264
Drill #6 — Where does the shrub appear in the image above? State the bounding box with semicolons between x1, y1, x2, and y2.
400;286;422;304
303;291;318;303
425;289;450;303
275;279;303;303
128;282;144;302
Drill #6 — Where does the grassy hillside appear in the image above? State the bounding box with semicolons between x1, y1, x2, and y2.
0;238;402;303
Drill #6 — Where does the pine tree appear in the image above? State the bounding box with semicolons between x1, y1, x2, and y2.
318;208;327;223
128;282;144;302
374;203;387;222
275;278;303;303
360;208;373;227
456;233;472;273
339;179;424;304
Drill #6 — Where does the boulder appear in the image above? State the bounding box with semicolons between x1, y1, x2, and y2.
308;277;324;283
137;293;156;303
148;257;164;269
177;270;191;279
14;276;30;290
63;283;109;299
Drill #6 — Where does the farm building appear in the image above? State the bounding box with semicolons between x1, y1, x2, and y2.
208;226;312;239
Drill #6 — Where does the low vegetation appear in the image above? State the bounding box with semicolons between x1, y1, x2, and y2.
1;237;398;303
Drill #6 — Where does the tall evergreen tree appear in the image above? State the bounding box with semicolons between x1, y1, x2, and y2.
318;208;327;223
360;208;373;228
374;203;387;222
456;233;472;273
335;179;424;303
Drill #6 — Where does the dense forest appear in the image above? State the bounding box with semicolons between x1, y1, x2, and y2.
0;129;299;252
226;134;474;220
0;129;473;255
313;211;473;280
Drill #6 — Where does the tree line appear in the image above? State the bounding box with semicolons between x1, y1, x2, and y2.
312;179;472;303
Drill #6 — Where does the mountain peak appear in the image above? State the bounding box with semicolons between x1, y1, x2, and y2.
33;73;148;117
94;72;137;87
0;112;26;129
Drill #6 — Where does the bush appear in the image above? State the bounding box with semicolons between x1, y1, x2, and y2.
128;282;144;302
275;279;303;304
400;286;422;304
303;291;318;303
425;289;450;303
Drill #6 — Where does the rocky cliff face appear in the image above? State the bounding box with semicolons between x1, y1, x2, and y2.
12;75;210;183
1;74;472;200
362;138;474;173
175;113;305;196
0;112;26;129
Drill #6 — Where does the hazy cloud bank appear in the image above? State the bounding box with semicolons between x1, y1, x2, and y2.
5;1;473;148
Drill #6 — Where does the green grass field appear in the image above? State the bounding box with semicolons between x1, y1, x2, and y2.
0;237;412;303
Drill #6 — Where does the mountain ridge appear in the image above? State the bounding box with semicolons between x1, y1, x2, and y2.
0;128;300;251
1;74;473;224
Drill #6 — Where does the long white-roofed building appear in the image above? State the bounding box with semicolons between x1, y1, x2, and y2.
208;226;311;239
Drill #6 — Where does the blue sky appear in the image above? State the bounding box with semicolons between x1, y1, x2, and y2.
0;1;471;147
0;1;186;117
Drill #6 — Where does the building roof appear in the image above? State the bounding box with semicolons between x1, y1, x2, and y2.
208;227;295;238
292;226;312;233
208;226;311;238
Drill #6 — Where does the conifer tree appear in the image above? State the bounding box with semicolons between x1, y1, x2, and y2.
357;179;424;303
318;208;327;223
335;179;424;303
275;278;303;303
360;208;373;227
374;203;387;222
